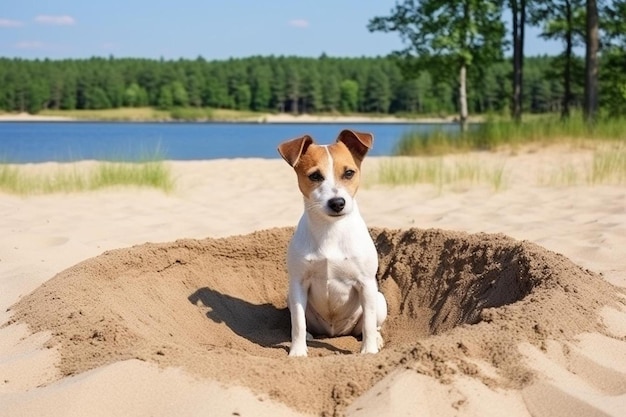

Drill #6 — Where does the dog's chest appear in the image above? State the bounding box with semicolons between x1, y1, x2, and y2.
289;213;378;286
304;249;361;283
302;246;364;311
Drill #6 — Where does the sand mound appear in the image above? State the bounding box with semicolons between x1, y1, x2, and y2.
7;227;620;415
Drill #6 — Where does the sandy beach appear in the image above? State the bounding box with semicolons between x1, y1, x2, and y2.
0;111;468;124
1;147;625;416
0;112;75;122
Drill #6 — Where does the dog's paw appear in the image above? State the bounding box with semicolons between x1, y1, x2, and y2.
288;344;308;357
360;331;384;354
360;344;379;354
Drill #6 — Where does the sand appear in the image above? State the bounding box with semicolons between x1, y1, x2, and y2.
0;112;74;122
0;111;473;124
1;147;625;416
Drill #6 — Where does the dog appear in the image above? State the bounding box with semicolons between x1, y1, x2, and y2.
277;129;387;357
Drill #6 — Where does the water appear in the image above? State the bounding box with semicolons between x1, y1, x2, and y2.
0;122;460;163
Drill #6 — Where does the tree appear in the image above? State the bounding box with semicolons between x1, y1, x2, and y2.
583;0;599;124
249;63;272;111
157;84;173;109
234;84;251;110
123;83;148;107
269;62;287;112
364;67;391;113
600;0;626;117
203;66;230;108
285;65;300;114
530;0;585;119
339;79;359;113
300;66;322;113
395;79;422;112
369;0;506;131
321;69;341;112
86;87;111;110
171;81;189;107
185;60;205;107
510;0;527;122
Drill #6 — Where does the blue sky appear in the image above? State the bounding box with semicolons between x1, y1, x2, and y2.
1;1;563;60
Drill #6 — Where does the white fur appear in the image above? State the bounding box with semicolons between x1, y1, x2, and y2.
286;146;387;357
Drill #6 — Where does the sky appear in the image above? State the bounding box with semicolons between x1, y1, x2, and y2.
1;1;565;61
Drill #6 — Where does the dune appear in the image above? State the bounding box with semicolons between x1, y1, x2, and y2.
1;148;625;416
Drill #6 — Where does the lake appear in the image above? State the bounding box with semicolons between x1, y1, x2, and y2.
0;122;460;163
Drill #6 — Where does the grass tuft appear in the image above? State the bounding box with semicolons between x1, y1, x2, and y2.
395;114;626;156
538;146;626;186
374;157;508;192
0;160;173;195
590;148;626;185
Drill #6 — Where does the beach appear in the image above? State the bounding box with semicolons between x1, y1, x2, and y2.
1;148;625;416
0;111;471;124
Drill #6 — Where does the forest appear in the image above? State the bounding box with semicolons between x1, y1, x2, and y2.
0;0;624;120
0;54;578;115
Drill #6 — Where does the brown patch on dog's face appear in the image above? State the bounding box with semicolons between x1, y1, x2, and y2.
328;141;361;198
292;144;332;199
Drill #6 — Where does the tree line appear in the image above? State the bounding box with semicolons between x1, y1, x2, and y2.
368;0;626;129
0;54;602;117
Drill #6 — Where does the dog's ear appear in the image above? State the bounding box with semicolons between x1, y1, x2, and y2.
336;130;373;162
277;135;314;167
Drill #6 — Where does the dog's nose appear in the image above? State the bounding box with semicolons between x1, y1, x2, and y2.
328;197;345;213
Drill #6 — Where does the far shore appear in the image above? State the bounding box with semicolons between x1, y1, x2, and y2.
0;111;474;124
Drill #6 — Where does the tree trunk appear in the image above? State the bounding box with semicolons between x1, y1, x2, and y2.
584;0;599;124
562;0;573;120
459;63;468;132
511;0;526;123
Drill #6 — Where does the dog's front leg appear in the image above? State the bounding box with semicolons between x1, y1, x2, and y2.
288;280;308;357
360;280;379;354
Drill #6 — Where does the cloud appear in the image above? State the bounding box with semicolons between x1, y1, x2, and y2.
0;18;24;28
14;40;45;49
34;15;76;26
288;19;309;29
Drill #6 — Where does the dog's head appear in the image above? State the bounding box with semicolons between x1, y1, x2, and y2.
278;129;373;218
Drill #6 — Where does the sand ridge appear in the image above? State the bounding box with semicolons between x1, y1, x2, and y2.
6;226;622;415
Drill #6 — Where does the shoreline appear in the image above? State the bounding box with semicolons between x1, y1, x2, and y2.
0;111;471;124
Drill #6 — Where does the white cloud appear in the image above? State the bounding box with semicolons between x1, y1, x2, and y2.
288;19;309;29
34;15;76;26
15;40;45;49
0;18;24;28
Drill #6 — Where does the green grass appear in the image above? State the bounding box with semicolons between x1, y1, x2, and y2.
538;146;626;187
168;107;214;121
394;114;626;156
374;157;508;192
0;160;174;195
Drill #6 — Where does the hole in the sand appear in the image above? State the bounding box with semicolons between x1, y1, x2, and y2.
373;229;538;344
175;228;541;355
10;227;548;364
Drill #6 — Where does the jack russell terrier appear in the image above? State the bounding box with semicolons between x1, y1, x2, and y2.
278;129;387;357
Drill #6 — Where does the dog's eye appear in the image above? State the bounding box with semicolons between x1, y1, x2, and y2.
343;169;356;180
308;171;324;182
